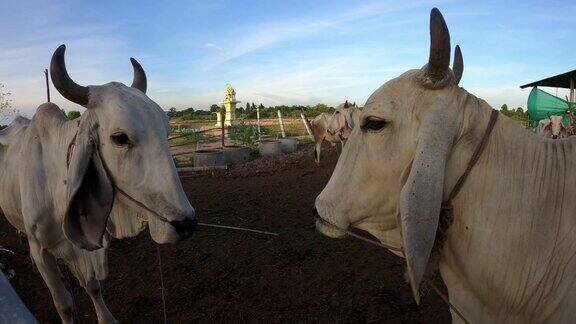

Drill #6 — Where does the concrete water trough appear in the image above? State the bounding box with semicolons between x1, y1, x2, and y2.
259;139;282;156
192;149;225;167
278;137;298;153
220;145;252;165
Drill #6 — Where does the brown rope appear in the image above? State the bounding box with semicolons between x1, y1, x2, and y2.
445;109;499;204
316;217;403;253
428;281;470;324
156;246;168;324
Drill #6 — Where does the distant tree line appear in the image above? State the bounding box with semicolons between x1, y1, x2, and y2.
500;104;529;123
167;107;214;121
166;103;334;121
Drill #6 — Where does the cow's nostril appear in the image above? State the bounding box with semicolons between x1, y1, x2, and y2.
553;135;558;139
170;218;197;241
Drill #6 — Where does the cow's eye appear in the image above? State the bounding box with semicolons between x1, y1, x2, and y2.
362;117;388;131
111;132;131;146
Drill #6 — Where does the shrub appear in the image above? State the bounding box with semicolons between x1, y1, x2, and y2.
229;122;261;148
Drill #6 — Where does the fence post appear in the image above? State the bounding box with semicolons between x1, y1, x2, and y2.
256;105;261;139
44;69;50;102
300;113;313;138
277;110;286;138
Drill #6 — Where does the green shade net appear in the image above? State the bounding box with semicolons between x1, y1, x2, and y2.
527;87;571;128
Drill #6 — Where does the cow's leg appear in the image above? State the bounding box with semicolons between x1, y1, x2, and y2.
314;141;322;164
83;279;117;324
28;239;75;324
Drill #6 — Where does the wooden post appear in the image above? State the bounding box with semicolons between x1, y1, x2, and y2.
277;109;286;138
44;69;50;102
300;113;313;138
220;109;225;147
570;77;574;103
256;105;261;139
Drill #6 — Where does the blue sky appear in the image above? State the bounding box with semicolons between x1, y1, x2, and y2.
1;0;575;117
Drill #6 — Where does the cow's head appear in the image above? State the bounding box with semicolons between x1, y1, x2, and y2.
326;101;358;140
315;8;465;303
548;115;567;139
52;45;196;250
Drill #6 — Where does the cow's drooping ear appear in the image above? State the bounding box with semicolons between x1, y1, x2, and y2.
63;115;114;250
453;45;463;85
398;100;458;304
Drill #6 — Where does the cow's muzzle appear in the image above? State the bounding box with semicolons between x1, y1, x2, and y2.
312;205;347;238
170;218;198;241
552;134;558;139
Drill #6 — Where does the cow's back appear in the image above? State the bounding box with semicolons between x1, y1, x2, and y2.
0;116;31;232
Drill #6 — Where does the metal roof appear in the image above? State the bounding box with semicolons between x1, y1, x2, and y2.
520;69;576;89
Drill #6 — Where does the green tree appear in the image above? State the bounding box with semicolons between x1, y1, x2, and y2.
210;104;221;112
167;107;178;118
67;110;81;120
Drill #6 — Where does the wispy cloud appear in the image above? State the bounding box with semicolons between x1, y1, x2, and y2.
203;42;222;51
207;1;435;65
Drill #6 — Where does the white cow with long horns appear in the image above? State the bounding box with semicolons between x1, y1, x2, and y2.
0;45;197;323
316;8;576;323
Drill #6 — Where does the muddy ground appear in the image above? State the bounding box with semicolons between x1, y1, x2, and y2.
0;144;450;323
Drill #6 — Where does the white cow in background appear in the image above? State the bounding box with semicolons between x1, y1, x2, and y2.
303;101;361;164
0;45;197;323
538;115;568;139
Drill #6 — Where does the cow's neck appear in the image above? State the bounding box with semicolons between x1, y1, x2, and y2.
441;90;576;321
33;105;86;206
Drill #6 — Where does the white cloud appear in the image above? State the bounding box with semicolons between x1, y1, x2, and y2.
203;42;222;51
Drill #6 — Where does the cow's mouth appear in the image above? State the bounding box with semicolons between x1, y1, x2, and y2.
313;208;347;238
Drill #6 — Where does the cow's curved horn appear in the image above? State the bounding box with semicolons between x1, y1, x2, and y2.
50;45;89;106
344;100;349;108
422;8;451;87
453;45;463;85
130;58;147;93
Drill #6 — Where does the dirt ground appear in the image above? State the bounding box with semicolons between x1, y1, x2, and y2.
0;144;450;323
